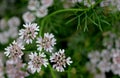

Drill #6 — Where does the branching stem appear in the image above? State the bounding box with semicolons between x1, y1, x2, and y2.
39;8;89;36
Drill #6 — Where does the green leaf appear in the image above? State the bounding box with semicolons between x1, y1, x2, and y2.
101;19;110;25
77;16;81;30
93;10;103;31
84;13;88;31
88;17;98;26
65;16;78;25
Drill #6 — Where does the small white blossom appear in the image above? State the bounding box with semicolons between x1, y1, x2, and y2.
4;41;25;59
88;51;100;64
28;52;48;73
0;56;4;78
0;32;9;44
115;38;120;48
19;23;39;44
41;0;53;8
16;38;25;45
62;0;78;4
100;0;111;7
102;32;116;49
0;18;7;30
36;33;56;52
100;0;120;12
8;27;18;38
8;16;20;27
62;0;74;9
50;49;72;72
84;0;95;7
97;60;111;72
112;48;120;66
28;0;39;11
36;6;48;18
22;11;36;23
71;0;78;3
111;64;120;76
117;0;120;11
94;73;106;78
86;62;97;74
101;49;111;61
6;59;29;78
78;0;82;3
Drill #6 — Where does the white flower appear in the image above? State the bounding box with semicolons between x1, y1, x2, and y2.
0;32;9;44
84;0;95;7
62;0;74;9
102;32;116;49
97;59;111;72
6;59;29;78
22;11;36;23
111;64;120;76
28;52;48;73
88;51;100;64
100;0;120;12
19;23;39;44
86;62;97;74
0;58;4;78
4;41;25;59
71;0;78;3
78;0;82;3
100;0;116;8
16;38;25;45
94;73;106;78
50;49;72;72
115;38;120;49
36;6;48;18
41;0;53;8
8;16;20;27
36;33;56;52
101;49;111;61
112;48;120;66
8;27;18;39
117;1;120;11
28;0;40;11
0;18;7;30
100;0;110;7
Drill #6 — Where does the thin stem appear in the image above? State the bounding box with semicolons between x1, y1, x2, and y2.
39;8;89;36
48;64;56;78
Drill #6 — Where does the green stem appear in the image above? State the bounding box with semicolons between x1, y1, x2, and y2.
48;64;56;78
39;8;89;36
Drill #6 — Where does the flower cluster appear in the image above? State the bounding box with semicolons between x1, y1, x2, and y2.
4;22;72;75
86;32;120;78
0;53;5;78
61;0;120;12
0;17;20;44
6;59;29;78
61;0;95;8
23;0;53;23
100;0;120;12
